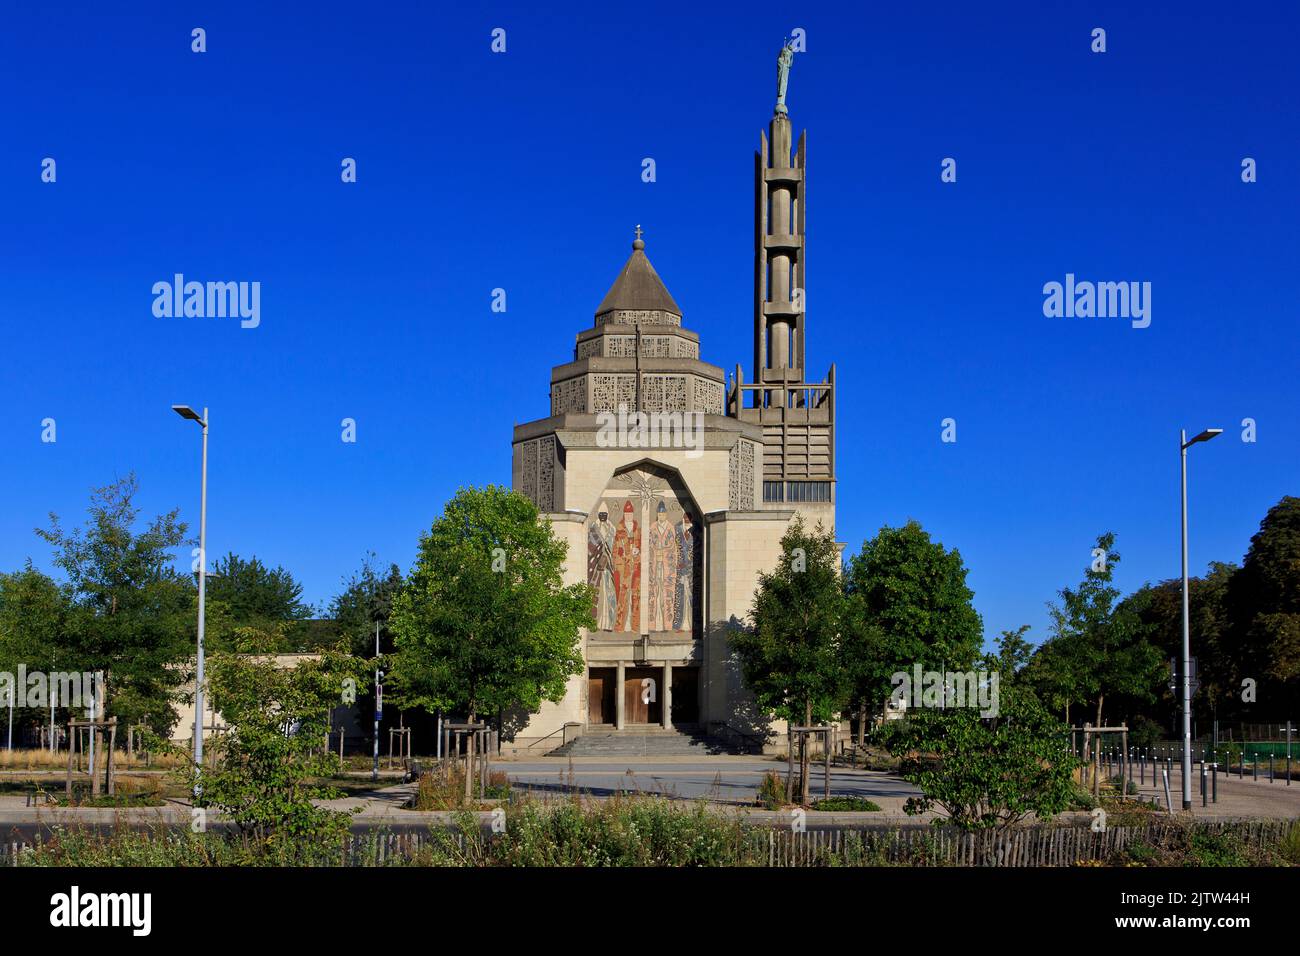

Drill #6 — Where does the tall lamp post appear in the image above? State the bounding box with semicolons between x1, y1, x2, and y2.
173;404;209;799
1181;426;1221;809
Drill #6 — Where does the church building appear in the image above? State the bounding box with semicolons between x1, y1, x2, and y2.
509;52;836;753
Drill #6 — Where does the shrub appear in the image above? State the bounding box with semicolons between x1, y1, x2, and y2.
756;770;786;809
810;797;881;812
886;684;1078;829
194;648;369;849
414;766;510;810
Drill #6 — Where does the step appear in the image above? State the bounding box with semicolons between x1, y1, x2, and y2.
549;727;741;757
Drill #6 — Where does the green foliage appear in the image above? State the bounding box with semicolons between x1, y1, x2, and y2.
1127;714;1164;750
1039;532;1163;727
18;826;401;867
15;813;1300;869
732;518;847;727
457;799;754;867
33;474;192;736
413;767;511;810
995;625;1033;680
329;552;405;658
1228;496;1300;715
756;770;786;809
885;683;1078;829
203;552;318;653
198;649;368;847
0;564;67;682
388;485;591;723
1105;496;1300;726
810;796;881;812
842;520;984;715
206;552;311;626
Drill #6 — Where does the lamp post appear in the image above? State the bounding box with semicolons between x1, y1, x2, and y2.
373;622;381;783
1181;426;1221;809
173;404;209;800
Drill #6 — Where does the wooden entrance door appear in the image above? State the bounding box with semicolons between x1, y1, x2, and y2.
624;677;648;724
588;669;615;724
624;667;661;724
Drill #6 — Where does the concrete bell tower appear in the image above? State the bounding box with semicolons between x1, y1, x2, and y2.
731;42;836;525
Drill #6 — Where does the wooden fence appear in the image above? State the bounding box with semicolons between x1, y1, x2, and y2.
757;819;1295;866
1;819;1292;867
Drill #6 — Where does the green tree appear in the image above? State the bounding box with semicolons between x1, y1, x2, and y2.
206;553;311;625
842;520;984;728
200;646;367;856
1021;632;1088;723
1119;562;1236;726
329;553;405;659
388;485;591;791
995;625;1034;681
731;518;847;803
1226;496;1300;716
34;475;193;736
1044;532;1162;791
0;565;68;738
838;600;888;748
884;681;1077;830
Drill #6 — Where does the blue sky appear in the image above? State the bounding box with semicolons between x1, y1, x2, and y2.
1;2;1295;647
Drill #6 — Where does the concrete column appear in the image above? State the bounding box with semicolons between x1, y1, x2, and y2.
662;662;672;729
616;661;625;730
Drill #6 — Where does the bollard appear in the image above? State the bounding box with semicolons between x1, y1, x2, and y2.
1212;761;1217;803
1254;753;1258;781
1162;768;1172;813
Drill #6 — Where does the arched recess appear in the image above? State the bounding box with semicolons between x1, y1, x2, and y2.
584;460;701;637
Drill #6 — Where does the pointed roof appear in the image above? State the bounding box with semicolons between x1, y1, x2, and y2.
594;232;682;321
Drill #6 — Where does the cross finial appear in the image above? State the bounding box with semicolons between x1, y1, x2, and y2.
634;224;643;241
632;224;645;250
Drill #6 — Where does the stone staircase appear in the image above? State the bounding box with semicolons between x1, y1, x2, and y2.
549;725;736;757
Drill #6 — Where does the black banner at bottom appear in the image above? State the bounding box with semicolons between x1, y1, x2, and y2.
0;865;1289;943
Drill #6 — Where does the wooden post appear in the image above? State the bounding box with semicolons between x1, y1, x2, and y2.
464;728;474;802
824;729;831;799
65;721;74;801
90;725;102;799
786;728;794;804
105;718;117;796
1121;730;1128;801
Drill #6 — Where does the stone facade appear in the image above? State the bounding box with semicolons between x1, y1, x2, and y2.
507;92;836;754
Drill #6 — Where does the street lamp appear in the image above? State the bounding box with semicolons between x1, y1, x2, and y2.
1180;426;1221;810
173;404;209;800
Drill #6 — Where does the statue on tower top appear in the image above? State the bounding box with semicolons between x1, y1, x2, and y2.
775;39;795;115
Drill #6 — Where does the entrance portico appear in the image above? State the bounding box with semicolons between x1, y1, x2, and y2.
587;660;697;730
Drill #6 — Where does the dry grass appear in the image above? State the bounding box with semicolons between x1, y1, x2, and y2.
412;765;511;810
0;747;185;772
